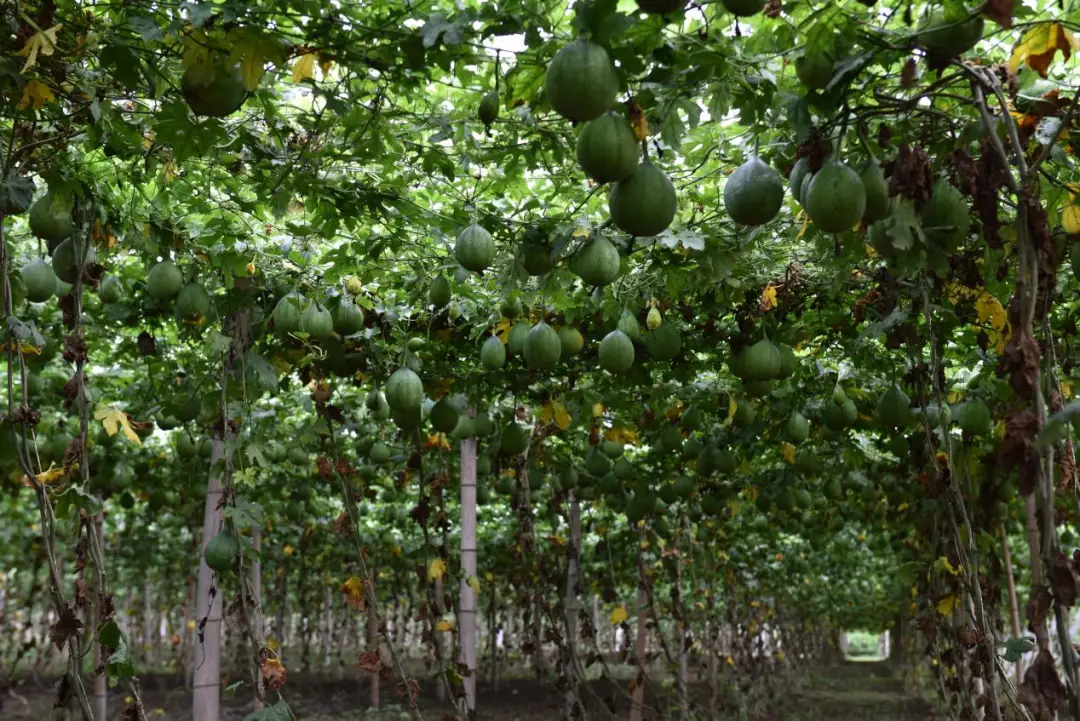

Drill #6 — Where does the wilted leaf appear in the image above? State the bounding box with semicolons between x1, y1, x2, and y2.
260;656;287;691
291;53;316;83
936;594;959;616
435;619;454;632
428;557;447;581
94;404;142;445
492;318;512;343
16;24;63;73
781;443;796;464
610;605;628;625
541;399;572;430
340;576;366;609
1010;22;1080;78
18;79;55;110
759;284;778;312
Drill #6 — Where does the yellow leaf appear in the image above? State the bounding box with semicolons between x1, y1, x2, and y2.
240;49;266;91
1010;22;1080;77
16;24;63;73
340;576;366;608
974;292;1008;331
552;401;572;430
865;243;878;258
604;425;639;445
493;318;512;343
630;106;649;142
292;53;317;83
592;402;604;417
781;443;796;464
937;594;959;616
466;575;481;594
435;619;454;632
17;79;55;110
572;226;590;238
428;558;447;581
1062;380;1074;398
246;262;256;275
609;606;628;625
726;396;737;423
1064;194;1080;234
760;284;778;311
93;403;142;445
20;464;67;487
725;655;734;667
797;212;809;239
319;55;334;78
283;544;294;556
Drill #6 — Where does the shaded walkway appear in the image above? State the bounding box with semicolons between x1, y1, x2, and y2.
760;661;939;721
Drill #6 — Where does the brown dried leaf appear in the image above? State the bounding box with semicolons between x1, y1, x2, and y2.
886;144;933;208
1027;584;1052;635
396;678;421;703
50;603;82;649
763;0;781;18
356;649;381;673
53;674;73;709
1019;649;1066;721
73;577;89;609
260;654;287;692
120;700;147;721
997;329;1041;400
984;0;1014;28
1050;552;1077;607
900;58;917;87
1000;407;1041;495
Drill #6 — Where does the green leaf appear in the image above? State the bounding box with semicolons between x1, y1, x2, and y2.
885;199;924;252
53;486;103;521
0;174;35;214
244;701;293;721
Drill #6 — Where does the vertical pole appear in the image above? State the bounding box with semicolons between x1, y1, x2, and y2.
192;440;227;721
564;496;581;720
459;434;478;717
630;536;648;721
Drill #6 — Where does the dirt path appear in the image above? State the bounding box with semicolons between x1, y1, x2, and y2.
3;661;939;720
762;660;939;721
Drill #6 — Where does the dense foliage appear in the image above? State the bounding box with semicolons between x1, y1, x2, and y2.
2;0;1080;719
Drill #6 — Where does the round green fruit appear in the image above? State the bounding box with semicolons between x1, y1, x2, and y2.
599;329;634;373
919;11;984;57
51;238;94;285
501;296;523;319
146;261;184;301
576;111;640;184
428;275;451;307
299;302;333;339
523;322;561;370
876;385;912;428
204;529;238;572
795;52;834;90
776;344;798;378
724;157;783;226
500;422;529;456
333;299;365;334
478;91;499;127
602;440;624;458
558;326;585;356
785;411;810;445
544;39;619;123
21;259;56;303
99;274;123;303
586;449;613;477
521;243;553;276
733;400;756;428
921;179;969;249
860;163;890;224
721;0;765;15
430;397;460;434
369;441;392;464
175;283;212;324
789;158;810;204
181;60;247;118
385;367;423;412
507;322;529;355
609;161;677;237
273;292;305;335
636;0;684;11
741;340;781;381
572;236;621;287
29;190;73;246
455;224;496;272
644;322;681;360
955;399;992;437
805;161;867;233
481;335;507;370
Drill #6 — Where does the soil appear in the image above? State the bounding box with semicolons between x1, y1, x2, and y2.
3;660;939;720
